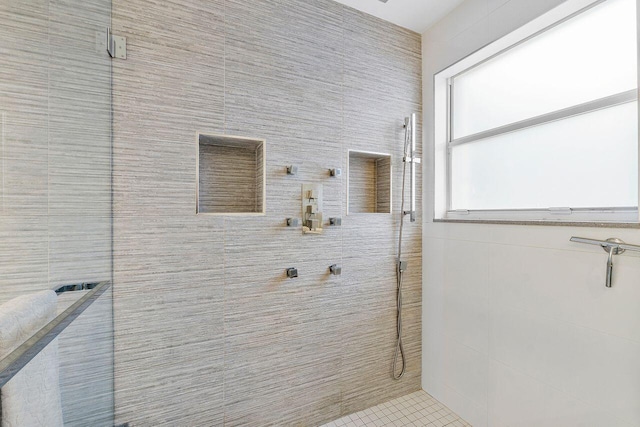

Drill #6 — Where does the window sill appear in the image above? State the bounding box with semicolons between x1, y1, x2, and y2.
433;218;640;229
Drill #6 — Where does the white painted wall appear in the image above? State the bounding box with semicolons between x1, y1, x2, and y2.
421;1;640;426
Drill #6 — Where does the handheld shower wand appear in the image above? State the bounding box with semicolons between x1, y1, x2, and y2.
394;113;420;380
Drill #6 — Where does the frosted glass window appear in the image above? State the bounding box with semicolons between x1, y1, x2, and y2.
452;0;637;139
451;102;638;210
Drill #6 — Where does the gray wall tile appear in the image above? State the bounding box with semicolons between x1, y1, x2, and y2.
112;1;422;425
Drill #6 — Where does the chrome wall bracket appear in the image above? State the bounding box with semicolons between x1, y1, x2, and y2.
107;28;127;59
0;282;111;388
570;237;638;288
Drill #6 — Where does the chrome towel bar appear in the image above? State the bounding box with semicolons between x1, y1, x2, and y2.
570;237;639;288
0;281;110;388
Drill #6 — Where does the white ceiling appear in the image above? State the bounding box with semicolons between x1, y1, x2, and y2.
332;0;465;34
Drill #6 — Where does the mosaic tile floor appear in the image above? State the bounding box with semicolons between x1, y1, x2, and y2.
321;390;471;427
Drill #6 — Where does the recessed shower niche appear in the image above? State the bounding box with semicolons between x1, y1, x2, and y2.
348;150;392;214
197;133;266;214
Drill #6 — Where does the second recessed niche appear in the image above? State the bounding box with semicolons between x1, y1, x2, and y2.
197;133;265;215
348;150;392;214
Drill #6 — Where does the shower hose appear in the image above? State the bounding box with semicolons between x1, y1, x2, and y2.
393;119;411;380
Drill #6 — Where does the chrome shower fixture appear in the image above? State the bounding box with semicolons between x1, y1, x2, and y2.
403;113;420;223
393;112;419;381
329;264;342;275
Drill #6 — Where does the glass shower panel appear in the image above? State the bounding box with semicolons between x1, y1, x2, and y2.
0;0;113;425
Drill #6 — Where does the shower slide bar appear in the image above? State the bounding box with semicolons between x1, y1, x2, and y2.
0;281;110;388
403;113;420;223
570;237;640;288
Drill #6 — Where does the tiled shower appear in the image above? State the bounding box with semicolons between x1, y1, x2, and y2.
2;0;423;425
2;0;640;426
111;1;421;424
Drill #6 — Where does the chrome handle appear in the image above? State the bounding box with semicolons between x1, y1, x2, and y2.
606;248;614;288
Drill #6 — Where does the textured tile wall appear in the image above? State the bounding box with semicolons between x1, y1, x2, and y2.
0;0;114;425
112;0;422;425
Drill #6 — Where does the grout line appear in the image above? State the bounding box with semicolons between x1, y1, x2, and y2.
222;0;226;134
339;2;346;418
46;8;51;289
109;8;118;423
221;0;227;389
222;216;227;426
222;5;227;414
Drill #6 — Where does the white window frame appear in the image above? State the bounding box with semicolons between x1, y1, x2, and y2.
434;0;640;224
